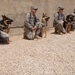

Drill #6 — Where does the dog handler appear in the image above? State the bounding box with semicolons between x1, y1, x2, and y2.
53;7;66;34
24;6;43;40
0;17;9;44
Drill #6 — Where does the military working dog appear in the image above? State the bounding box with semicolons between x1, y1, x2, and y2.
40;13;50;37
63;14;73;33
0;15;13;44
0;15;13;33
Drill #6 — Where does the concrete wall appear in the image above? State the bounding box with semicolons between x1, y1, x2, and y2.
49;0;74;27
0;0;75;35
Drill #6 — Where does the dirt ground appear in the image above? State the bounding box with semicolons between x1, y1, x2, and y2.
0;29;75;75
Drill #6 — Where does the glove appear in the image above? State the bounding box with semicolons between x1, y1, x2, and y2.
32;26;37;31
58;20;64;25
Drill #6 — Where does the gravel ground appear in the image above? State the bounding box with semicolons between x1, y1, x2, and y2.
0;29;75;75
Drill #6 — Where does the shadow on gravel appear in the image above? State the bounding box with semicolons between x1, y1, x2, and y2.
51;32;63;35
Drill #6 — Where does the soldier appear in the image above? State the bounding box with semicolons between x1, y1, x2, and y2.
53;7;66;34
24;6;43;40
0;17;9;44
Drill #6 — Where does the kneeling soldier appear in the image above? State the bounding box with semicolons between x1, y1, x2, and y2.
0;17;9;44
24;6;43;40
53;7;66;34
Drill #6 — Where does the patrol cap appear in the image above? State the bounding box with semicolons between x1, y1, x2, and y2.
58;7;64;10
31;6;38;10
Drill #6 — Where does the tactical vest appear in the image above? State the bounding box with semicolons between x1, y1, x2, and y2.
29;12;37;25
57;12;65;21
53;12;65;26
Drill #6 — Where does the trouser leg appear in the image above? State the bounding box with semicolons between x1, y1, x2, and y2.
0;31;9;44
35;24;42;36
58;24;66;34
35;28;42;35
0;31;9;39
54;25;58;33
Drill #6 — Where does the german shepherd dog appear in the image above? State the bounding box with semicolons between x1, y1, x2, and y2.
0;15;13;44
1;15;13;33
40;13;50;38
63;14;73;33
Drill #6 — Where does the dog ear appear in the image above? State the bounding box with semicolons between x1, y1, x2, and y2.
2;15;6;18
2;15;4;17
42;13;45;17
45;14;47;17
43;13;44;15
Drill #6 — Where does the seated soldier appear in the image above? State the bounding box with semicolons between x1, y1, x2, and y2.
24;6;43;40
53;7;66;34
0;17;9;44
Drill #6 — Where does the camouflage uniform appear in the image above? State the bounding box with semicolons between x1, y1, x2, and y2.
24;12;43;40
54;7;66;33
0;18;9;39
